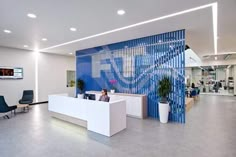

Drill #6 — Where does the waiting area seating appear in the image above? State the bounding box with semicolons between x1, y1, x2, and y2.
1;90;34;119
190;87;200;100
19;90;34;104
185;87;200;100
185;87;200;112
0;96;17;119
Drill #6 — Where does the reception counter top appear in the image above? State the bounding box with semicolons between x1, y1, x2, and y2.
86;91;146;97
48;94;126;137
86;91;147;119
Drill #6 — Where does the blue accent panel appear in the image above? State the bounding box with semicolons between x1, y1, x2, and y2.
76;30;186;123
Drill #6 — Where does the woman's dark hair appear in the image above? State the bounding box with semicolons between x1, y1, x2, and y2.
191;83;195;88
102;89;108;95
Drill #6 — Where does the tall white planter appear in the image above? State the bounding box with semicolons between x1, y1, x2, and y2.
158;102;170;123
77;94;84;99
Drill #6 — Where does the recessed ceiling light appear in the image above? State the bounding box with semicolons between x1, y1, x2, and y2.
39;2;218;55
70;27;77;31
117;9;125;15
3;29;12;33
27;13;37;18
23;45;29;48
69;53;73;55
42;38;47;41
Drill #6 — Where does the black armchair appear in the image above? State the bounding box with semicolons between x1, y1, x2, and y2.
0;96;17;119
19;90;34;104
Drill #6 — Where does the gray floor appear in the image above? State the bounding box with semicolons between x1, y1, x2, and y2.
1;95;236;157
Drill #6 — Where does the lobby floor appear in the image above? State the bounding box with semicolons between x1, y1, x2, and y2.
0;95;236;157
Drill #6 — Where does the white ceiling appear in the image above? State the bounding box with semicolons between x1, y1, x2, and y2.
0;0;236;59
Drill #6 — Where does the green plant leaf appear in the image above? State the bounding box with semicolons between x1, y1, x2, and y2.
157;76;171;102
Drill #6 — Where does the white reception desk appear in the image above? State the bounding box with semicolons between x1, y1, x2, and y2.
48;94;126;137
86;91;147;119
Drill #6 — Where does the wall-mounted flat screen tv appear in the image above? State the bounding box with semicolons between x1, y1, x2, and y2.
0;67;23;79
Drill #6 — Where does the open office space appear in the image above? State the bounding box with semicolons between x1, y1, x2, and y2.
0;0;236;157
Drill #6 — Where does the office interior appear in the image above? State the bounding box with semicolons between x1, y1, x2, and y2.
0;0;236;157
186;64;235;96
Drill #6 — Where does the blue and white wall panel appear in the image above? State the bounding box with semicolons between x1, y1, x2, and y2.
76;30;185;123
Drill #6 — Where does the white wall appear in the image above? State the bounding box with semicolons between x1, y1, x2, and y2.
0;46;75;107
185;49;201;67
185;68;192;86
38;52;75;101
216;68;226;81
0;47;35;106
226;68;230;85
229;66;234;77
192;68;202;85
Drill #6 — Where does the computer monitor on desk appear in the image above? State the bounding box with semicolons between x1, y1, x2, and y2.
84;94;96;100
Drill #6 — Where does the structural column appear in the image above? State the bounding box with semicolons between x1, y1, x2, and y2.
234;65;236;96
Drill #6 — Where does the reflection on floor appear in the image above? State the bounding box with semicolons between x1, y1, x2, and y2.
0;95;236;157
201;88;234;96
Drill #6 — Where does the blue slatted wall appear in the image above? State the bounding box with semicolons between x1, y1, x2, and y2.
76;29;185;123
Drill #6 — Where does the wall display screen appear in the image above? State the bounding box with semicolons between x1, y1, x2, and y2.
0;67;23;79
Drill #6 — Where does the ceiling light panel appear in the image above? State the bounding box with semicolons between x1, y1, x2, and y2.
27;13;37;18
117;9;125;15
70;27;77;31
3;29;11;33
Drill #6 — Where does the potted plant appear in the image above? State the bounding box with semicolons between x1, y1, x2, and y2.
77;79;85;99
158;76;171;123
70;80;75;87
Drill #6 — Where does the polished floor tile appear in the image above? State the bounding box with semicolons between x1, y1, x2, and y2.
0;95;236;157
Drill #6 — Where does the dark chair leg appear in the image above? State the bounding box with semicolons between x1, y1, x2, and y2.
3;115;9;119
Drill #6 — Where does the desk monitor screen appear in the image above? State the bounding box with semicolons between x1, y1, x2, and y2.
84;94;96;100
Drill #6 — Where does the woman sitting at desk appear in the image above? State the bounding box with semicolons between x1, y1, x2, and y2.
99;89;110;102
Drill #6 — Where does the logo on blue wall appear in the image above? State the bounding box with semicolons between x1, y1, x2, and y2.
76;30;186;123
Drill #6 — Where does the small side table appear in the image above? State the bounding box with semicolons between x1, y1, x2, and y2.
17;104;29;113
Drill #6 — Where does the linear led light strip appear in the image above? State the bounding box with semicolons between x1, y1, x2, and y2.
39;2;218;55
35;2;218;101
35;50;39;102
